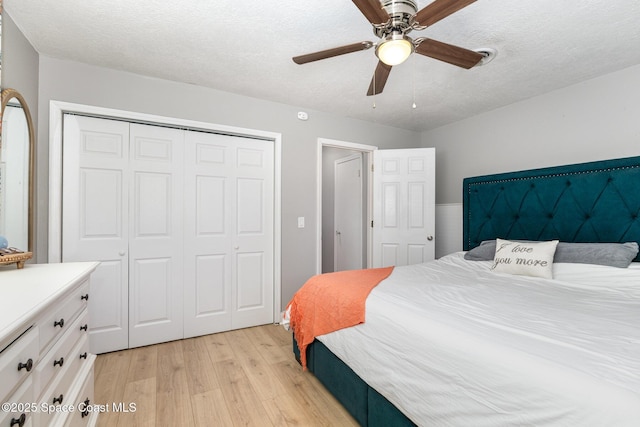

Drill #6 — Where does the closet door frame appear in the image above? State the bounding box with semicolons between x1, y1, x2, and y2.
48;101;283;321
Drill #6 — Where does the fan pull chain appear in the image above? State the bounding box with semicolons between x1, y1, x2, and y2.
412;54;417;109
372;66;377;109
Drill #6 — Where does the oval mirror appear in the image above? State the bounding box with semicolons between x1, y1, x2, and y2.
1;88;35;252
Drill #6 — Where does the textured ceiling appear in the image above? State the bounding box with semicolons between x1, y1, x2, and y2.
5;0;640;131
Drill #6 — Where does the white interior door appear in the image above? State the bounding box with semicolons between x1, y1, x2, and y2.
127;124;184;348
62;115;130;354
372;148;435;267
183;131;274;337
334;154;363;271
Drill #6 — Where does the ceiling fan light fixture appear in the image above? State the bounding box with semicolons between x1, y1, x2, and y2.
376;34;414;66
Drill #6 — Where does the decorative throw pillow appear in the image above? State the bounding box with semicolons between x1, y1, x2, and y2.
464;240;497;261
554;242;639;268
491;239;559;279
466;240;638;268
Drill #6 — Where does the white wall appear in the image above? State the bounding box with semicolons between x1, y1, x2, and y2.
435;203;462;258
422;64;640;205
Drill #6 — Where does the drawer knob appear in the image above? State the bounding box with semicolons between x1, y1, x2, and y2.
80;324;88;332
80;352;88;360
54;318;65;328
10;414;26;427
81;294;89;301
53;394;64;405
17;358;33;372
81;399;90;418
53;357;64;368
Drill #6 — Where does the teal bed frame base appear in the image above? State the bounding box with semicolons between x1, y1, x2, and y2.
293;336;416;426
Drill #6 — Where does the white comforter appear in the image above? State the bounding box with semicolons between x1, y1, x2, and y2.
317;253;640;426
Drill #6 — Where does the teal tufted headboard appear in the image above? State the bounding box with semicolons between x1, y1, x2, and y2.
463;156;640;262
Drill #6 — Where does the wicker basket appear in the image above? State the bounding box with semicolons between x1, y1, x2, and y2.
0;250;33;269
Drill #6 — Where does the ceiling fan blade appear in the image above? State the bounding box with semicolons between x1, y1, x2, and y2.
351;0;390;24
415;38;484;69
367;61;393;96
414;0;476;27
293;41;373;64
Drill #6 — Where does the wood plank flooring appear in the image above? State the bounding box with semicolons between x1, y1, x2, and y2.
94;324;359;427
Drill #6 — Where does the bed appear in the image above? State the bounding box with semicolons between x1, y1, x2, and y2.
289;155;640;426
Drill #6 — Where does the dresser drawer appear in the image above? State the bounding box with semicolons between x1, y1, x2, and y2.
64;363;96;427
39;280;89;355
35;310;89;393
0;376;35;427
0;327;39;402
38;336;87;427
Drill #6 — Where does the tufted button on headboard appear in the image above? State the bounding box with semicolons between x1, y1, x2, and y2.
463;156;640;262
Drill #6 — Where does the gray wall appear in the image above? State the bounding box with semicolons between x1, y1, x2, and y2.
1;13;38;106
1;11;39;251
33;56;420;307
422;64;640;204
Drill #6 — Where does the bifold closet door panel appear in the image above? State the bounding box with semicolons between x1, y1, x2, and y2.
62;115;130;354
183;132;274;338
183;131;233;337
232;136;274;329
128;123;185;348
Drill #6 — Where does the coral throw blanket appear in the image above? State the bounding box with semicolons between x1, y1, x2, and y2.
288;266;394;369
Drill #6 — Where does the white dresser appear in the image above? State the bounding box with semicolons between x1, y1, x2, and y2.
0;262;99;427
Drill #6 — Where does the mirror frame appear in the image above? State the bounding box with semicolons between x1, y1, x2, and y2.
1;88;36;252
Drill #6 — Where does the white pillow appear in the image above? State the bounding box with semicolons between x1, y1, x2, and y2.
491;238;559;279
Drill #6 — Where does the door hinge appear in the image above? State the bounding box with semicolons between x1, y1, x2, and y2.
371;220;374;227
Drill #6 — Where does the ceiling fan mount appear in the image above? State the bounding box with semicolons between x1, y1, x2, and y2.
293;0;488;96
372;0;418;39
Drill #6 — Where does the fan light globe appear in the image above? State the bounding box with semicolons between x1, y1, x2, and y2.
376;36;414;66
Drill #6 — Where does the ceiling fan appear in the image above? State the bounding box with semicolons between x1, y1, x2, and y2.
293;0;485;96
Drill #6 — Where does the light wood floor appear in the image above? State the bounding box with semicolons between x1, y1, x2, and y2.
94;324;358;426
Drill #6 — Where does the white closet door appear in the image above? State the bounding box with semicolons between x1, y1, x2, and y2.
183;131;233;337
62;115;130;354
183;132;274;337
372;148;435;267
233;136;274;329
128;123;184;348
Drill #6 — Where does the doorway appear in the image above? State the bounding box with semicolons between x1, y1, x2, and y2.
317;140;436;274
317;138;377;274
